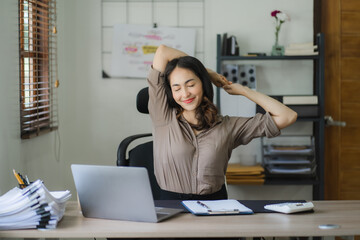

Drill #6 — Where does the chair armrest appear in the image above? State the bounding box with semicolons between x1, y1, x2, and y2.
117;133;152;166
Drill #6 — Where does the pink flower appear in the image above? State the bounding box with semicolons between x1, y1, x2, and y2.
271;10;290;22
277;12;290;22
270;10;290;46
271;10;281;17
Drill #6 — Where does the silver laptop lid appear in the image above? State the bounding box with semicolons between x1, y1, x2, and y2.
71;164;159;222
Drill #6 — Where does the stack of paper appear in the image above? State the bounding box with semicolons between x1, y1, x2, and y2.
284;42;318;56
0;179;71;230
282;95;318;105
226;164;265;185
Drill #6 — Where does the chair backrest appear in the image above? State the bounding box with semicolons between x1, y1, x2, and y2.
127;141;162;200
136;87;149;114
117;87;162;200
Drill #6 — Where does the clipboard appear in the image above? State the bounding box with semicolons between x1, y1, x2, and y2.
181;199;253;216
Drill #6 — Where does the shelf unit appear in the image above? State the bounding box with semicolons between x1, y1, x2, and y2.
216;33;325;200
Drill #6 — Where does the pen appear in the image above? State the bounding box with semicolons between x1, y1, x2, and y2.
18;173;27;185
197;201;211;212
25;175;30;185
206;210;241;215
196;200;240;213
13;169;25;185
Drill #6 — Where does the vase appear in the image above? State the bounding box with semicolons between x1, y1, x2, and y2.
271;30;284;56
271;44;284;56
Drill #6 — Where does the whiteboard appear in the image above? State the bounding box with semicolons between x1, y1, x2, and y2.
110;24;196;78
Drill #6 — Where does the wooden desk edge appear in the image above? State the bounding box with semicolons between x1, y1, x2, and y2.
0;200;360;238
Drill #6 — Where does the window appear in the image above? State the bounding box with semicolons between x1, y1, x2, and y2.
19;0;58;139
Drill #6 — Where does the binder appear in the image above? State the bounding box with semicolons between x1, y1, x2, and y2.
221;33;240;56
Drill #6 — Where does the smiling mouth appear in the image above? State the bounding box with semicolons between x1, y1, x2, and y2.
183;98;195;104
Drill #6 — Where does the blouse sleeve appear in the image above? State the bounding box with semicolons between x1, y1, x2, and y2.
147;67;173;126
229;112;281;149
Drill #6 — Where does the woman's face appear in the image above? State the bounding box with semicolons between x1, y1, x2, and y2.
168;67;203;113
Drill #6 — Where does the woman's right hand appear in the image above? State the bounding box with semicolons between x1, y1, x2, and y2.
222;83;247;95
207;69;232;87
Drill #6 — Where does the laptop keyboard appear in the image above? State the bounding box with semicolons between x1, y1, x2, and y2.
155;208;171;218
157;212;169;218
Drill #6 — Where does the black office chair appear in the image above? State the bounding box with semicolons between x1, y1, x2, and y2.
116;87;162;200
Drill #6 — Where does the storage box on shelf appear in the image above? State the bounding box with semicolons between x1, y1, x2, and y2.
262;136;316;179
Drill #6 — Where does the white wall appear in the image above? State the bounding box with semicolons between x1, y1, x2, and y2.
0;0;64;195
0;0;25;194
0;0;314;201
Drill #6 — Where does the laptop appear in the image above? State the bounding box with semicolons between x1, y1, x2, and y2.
71;164;182;223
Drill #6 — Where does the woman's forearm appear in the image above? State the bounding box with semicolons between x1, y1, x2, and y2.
153;45;187;73
223;84;297;129
153;45;230;87
244;87;297;129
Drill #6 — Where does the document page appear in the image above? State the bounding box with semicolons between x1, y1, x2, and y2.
182;199;253;215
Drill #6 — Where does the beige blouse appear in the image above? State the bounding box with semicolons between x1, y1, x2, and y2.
147;68;280;195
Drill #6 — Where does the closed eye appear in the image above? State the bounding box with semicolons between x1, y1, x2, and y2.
171;83;181;92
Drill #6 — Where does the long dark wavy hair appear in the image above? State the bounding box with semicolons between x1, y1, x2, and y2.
163;56;218;131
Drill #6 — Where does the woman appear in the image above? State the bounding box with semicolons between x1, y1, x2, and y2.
148;44;297;200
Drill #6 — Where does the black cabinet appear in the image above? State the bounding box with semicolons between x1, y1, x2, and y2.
216;33;325;200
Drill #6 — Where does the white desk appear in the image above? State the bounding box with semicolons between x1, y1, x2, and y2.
0;200;360;239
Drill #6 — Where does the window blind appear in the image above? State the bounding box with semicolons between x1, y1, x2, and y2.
19;0;58;139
